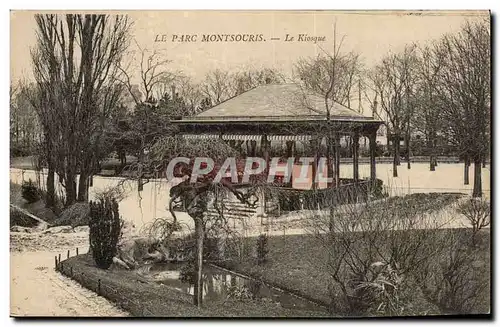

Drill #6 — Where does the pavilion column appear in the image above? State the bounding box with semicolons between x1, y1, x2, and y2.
352;132;360;183
334;133;341;186
261;135;270;216
309;137;320;190
235;140;244;155
369;130;377;183
262;135;270;172
248;140;257;157
285;140;294;158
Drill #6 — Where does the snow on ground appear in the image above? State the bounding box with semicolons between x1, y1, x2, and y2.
9;162;490;316
10;229;128;317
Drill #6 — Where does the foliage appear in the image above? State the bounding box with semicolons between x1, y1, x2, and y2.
415;231;490;314
204;237;223;261
94;185;128;203
10;207;39;228
370;178;386;199
457;198;490;245
350;262;405;316
179;260;197;285
89;197;123;269
225;285;254;301
307;190;485;316
53;202;90;228
21;179;39;204
256;234;269;265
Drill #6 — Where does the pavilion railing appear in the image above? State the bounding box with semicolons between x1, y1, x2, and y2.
265;179;376;213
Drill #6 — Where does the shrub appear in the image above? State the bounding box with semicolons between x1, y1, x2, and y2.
256;233;269;265
457;198;490;246
204;237;222;261
89;197;123;269
417;239;490;314
21;179;39;204
179;260;196;285
370;178;386;199
10;207;38;227
350;262;407;316
226;285;254;300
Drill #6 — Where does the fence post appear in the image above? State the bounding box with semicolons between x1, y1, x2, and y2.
54;256;58;270
58;253;61;263
76;247;79;256
98;279;101;295
67;250;70;259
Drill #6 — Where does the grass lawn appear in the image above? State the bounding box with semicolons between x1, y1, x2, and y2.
219;228;490;316
221;233;332;304
60;254;330;317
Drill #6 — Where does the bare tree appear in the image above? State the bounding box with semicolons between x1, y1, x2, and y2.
200;69;233;106
175;76;206;116
435;20;490;197
30;14;132;205
117;43;174;106
371;44;418;177
116;43;176;191
20;80;58;208
295;50;362;109
414;43;444;171
457;198;490;246
231;67;286;95
11;81;41;156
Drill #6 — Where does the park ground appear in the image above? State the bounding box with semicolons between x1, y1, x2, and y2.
10;233;128;317
9;161;491;317
9;159;491;231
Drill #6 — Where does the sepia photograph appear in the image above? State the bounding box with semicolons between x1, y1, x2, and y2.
9;9;491;318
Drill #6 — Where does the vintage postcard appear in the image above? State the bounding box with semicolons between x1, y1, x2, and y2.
9;10;491;318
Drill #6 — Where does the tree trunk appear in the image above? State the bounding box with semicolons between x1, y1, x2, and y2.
393;134;399;177
286;141;294;159
406;133;411;169
334;134;341;187
193;218;204;307
46;165;55;208
77;170;89;202
472;156;482;198
65;174;77;206
119;149;126;173
395;135;401;166
138;150;144;191
464;157;470;185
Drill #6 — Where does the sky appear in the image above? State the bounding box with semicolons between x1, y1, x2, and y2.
10;10;488;112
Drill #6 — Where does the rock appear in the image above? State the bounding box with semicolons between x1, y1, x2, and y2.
33;222;49;232
73;225;90;233
10;225;33;233
53;202;90;227
43;225;74;234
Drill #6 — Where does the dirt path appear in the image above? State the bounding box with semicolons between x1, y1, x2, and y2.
10;232;128;317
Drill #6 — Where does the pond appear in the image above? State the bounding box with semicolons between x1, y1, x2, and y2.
137;262;327;312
